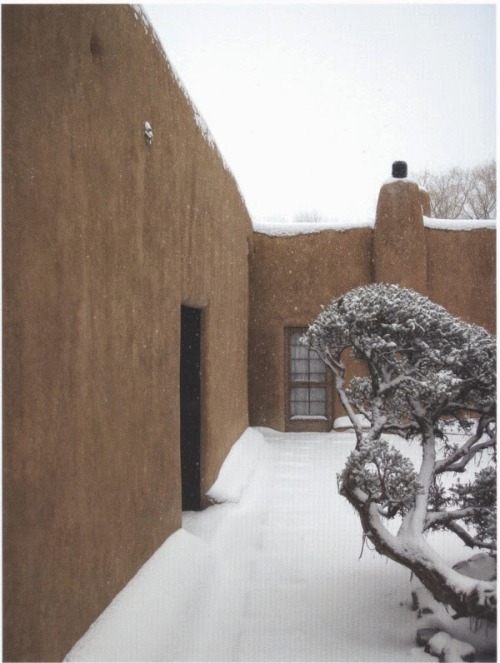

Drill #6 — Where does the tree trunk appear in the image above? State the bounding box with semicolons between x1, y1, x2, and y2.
340;484;496;622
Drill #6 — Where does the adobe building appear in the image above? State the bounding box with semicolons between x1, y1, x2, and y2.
2;6;496;662
249;160;495;433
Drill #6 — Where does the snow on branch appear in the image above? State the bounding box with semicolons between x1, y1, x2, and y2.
302;284;496;621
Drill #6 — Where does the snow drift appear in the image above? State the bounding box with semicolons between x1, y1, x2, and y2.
206;427;269;503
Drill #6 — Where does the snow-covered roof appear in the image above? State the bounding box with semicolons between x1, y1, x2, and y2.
423;217;496;231
253;218;375;236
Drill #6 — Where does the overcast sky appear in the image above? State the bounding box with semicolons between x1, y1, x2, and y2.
144;3;496;224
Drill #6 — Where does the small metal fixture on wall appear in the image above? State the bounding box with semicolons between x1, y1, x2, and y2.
144;121;154;145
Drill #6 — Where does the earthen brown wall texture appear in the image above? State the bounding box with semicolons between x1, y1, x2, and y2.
374;180;428;294
249;182;495;432
248;229;374;430
2;6;496;661
3;5;251;661
426;227;496;334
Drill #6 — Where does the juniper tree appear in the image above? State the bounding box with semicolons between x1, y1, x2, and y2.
303;284;496;621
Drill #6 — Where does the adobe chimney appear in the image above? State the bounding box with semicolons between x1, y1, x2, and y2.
373;162;427;294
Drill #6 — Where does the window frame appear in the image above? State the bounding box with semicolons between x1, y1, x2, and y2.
285;327;333;432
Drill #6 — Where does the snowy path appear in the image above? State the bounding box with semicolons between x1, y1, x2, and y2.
66;428;494;662
181;430;421;662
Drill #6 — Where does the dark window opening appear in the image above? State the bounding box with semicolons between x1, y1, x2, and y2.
180;306;202;511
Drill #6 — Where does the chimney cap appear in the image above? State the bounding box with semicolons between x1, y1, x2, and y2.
392;161;408;178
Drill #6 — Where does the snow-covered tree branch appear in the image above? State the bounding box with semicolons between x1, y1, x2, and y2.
303;284;496;621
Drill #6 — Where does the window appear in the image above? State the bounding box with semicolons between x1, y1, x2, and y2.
286;329;331;430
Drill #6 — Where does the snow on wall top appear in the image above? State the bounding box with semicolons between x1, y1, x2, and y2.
253;218;375;236
423;217;496;231
382;176;419;186
378;178;496;231
253;216;496;237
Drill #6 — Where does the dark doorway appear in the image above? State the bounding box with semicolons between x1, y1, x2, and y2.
180;305;202;511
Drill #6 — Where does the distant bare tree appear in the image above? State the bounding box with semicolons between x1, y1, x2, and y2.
469;161;497;220
294;210;324;223
415;161;496;220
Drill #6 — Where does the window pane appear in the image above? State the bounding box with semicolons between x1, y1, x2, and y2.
291;387;308;402
309;373;325;382
291;400;308;416
300;345;310;359
292;359;308;374
310;358;326;374
290;386;327;417
310;387;326;401
292;346;308;360
288;329;329;422
310;400;327;416
290;332;327;384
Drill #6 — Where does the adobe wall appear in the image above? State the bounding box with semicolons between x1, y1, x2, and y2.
3;6;251;662
373;180;428;294
426;227;496;334
249;178;495;433
373;178;495;333
248;229;373;430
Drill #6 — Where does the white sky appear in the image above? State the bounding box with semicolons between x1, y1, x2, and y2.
144;3;496;224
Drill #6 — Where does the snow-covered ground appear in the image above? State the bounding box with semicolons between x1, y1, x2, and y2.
66;428;495;662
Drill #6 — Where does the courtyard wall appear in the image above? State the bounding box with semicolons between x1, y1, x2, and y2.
249;183;495;432
426;226;495;333
3;6;252;661
248;228;373;430
2;6;495;661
